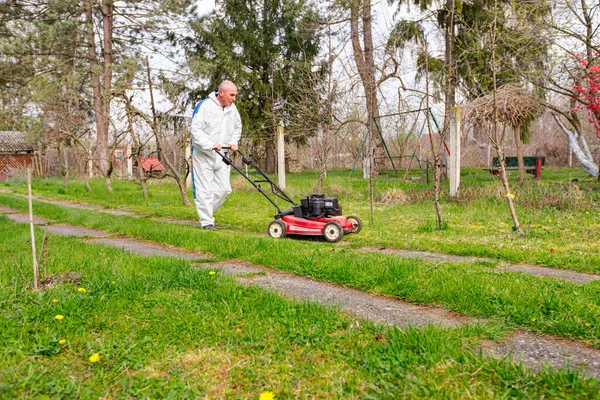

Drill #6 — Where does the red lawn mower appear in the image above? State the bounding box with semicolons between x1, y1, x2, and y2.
215;148;362;242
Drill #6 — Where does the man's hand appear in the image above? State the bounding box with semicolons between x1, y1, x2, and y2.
212;144;222;151
229;144;238;152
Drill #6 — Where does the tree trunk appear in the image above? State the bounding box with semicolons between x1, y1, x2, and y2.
497;150;521;232
514;125;525;184
423;39;444;229
443;0;457;199
490;4;521;234
86;0;112;186
552;114;599;177
57;141;68;187
349;0;384;176
265;139;276;174
101;0;113;183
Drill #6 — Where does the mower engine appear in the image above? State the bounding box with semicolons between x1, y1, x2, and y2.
297;194;341;218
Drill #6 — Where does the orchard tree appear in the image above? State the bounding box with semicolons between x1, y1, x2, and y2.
523;0;599;178
390;0;550;184
0;0;194;187
84;0;194;190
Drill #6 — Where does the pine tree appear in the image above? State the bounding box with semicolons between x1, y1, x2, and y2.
183;0;323;172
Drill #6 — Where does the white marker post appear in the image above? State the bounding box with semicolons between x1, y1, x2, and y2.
449;106;461;197
126;143;133;179
277;125;286;189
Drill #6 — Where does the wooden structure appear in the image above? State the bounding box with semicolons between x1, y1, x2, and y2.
463;85;544;182
0;131;36;182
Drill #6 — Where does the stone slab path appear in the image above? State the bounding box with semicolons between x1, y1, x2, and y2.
2;202;600;379
237;272;475;328
360;246;495;264
500;264;599;285
44;224;109;238
87;238;211;260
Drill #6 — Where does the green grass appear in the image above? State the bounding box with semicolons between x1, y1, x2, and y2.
2;168;599;272
1;169;600;397
0;187;599;348
1;218;599;398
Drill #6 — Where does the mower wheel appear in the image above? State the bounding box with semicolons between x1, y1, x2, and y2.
323;221;344;242
268;220;286;239
346;215;362;234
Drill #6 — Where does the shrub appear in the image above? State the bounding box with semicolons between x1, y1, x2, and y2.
377;188;409;204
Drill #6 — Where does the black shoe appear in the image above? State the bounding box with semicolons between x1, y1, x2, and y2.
202;224;217;230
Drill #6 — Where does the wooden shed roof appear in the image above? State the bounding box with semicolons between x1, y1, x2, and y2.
0;131;34;153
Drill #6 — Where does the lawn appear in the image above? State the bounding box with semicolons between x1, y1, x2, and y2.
2;167;599;271
1;167;599;397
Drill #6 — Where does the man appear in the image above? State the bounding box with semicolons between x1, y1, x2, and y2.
191;80;242;230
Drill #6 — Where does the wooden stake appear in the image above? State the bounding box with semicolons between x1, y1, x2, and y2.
27;167;40;290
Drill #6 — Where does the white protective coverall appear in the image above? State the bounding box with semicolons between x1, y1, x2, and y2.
191;92;242;227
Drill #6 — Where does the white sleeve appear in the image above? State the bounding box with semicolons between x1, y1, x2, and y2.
191;104;214;150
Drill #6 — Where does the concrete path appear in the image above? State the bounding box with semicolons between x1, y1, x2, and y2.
88;238;210;260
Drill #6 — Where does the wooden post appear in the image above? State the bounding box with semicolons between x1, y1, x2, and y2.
126;143;133;179
535;157;542;180
27;168;39;290
449;106;461;197
88;150;94;178
277;125;286;189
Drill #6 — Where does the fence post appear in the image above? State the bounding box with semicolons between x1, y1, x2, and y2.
277;125;286;189
88;150;93;178
449;106;461;197
126;144;133;179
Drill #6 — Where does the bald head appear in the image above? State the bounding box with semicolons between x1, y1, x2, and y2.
216;80;238;107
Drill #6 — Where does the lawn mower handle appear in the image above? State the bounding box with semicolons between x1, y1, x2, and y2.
213;147;297;215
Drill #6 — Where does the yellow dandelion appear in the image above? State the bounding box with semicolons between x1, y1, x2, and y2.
548;219;552;223
505;193;515;199
89;353;100;363
259;392;275;400
59;339;67;345
55;315;64;320
77;288;87;293
209;271;216;276
111;281;115;284
51;298;59;303
530;318;536;323
585;323;591;327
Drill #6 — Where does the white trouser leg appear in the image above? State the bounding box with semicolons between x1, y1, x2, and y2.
192;148;231;227
212;160;232;213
